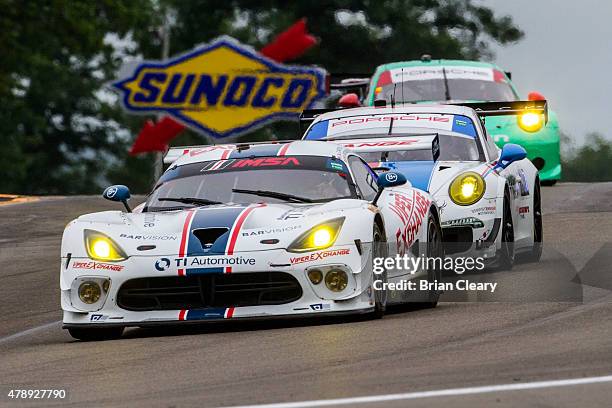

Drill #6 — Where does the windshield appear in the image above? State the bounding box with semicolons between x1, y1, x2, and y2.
379;79;516;103
355;134;480;163
145;155;355;211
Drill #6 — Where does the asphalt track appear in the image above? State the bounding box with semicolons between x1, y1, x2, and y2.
1;182;612;408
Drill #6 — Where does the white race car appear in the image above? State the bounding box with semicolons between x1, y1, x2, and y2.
61;140;442;340
302;101;544;269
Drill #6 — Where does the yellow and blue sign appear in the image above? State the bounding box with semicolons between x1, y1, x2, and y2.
112;36;327;139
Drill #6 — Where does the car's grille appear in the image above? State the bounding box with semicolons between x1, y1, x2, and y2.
117;272;302;311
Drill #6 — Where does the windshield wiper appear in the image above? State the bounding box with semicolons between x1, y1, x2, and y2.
158;197;222;206
232;189;313;203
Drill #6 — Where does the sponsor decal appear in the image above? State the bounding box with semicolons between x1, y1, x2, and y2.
200;157;300;171
385;172;398;183
143;213;156;228
170;256;256;268
104;187;118;198
389;191;431;256
72;261;124;272
340;140;418;148
120;233;177;240
290;248;351;265
310;303;331;311
112;37;327;139
519;206;530;218
241;225;301;237
389;66;494;82
155;257;171;271
442;217;485;229
471;205;496;215
90;314;108;322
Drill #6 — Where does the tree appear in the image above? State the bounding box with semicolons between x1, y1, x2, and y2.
1;0;523;194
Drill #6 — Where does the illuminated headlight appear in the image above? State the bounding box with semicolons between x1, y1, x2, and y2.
325;269;348;292
287;218;344;253
449;172;486;206
518;112;543;132
84;230;127;262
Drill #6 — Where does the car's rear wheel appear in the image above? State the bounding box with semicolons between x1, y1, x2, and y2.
68;327;124;341
493;192;515;270
371;222;387;319
413;210;443;309
522;179;543;262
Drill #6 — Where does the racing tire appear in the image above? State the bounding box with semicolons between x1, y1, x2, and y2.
414;211;443;308
493;192;515;271
68;327;124;341
541;180;557;186
521;179;543;262
371;222;387;319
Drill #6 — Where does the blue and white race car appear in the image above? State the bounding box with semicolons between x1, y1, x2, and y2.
302;102;544;270
61;140;442;340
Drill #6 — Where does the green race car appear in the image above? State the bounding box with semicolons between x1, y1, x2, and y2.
362;58;561;184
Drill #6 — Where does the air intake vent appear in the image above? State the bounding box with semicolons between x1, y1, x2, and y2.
193;228;229;249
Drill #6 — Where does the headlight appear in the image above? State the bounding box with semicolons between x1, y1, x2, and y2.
325;269;348;292
84;229;127;262
287;218;344;253
79;281;101;304
449;172;486;206
518;112;543;132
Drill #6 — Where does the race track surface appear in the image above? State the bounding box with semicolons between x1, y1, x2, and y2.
1;183;612;408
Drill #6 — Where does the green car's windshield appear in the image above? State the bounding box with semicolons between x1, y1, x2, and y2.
144;155;356;212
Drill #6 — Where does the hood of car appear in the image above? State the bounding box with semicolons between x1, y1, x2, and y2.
383;160;479;194
74;200;363;256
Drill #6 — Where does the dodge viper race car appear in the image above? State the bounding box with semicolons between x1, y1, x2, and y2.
337;58;561;184
302;101;544;269
61;141;443;340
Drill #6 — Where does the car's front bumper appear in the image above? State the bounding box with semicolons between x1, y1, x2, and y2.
60;244;376;327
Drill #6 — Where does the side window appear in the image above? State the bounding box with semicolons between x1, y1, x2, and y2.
348;156;378;201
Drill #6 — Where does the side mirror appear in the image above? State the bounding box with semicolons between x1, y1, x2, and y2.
494;143;527;170
528;91;546;101
103;185;132;212
372;171;407;205
337;93;361;108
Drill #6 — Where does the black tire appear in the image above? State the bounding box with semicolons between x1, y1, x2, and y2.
493;192;515;270
413;211;443;309
541;179;557;186
522;179;543;262
371;222;387;319
68;327;124;341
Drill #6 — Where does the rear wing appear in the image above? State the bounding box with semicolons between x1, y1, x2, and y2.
163;140;296;164
326;134;441;162
450;100;548;124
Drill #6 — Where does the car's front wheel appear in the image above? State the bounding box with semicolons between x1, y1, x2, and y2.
371;222;387;319
68;327;124;341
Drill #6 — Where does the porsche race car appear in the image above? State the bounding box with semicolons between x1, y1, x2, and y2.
302;101;544;269
61;140;443;340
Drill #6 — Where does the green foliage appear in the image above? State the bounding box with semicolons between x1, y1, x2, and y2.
562;133;612;182
1;0;524;194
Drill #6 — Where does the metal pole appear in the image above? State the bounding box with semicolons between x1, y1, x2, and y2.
153;16;170;185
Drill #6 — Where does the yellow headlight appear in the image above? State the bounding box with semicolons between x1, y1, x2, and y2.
449;172;486;206
79;281;101;304
287;218;344;253
84;230;127;262
518;112;543;132
325;269;348;292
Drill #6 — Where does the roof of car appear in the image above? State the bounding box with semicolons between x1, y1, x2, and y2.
169;140;347;166
374;59;504;72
